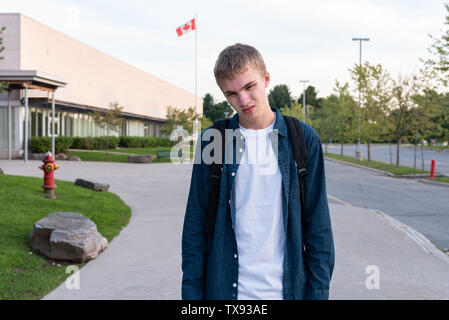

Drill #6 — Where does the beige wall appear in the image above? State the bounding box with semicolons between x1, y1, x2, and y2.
0;14;20;70
0;13;202;119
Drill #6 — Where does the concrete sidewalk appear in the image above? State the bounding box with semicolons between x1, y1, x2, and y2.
1;160;448;299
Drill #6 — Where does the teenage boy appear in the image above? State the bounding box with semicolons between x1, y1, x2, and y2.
182;43;334;300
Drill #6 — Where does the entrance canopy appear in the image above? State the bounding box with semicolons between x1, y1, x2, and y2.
0;70;67;161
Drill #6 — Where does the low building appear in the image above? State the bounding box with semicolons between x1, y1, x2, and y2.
0;13;202;159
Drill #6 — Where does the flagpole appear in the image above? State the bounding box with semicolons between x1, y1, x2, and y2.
194;13;198;116
193;13;199;162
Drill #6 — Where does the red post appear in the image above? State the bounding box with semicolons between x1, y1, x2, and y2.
430;159;436;179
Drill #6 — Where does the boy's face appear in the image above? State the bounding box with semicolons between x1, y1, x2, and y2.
219;65;271;125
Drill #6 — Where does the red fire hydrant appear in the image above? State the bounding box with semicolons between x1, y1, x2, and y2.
39;152;59;199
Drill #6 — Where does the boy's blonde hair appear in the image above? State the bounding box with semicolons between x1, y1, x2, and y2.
214;43;267;85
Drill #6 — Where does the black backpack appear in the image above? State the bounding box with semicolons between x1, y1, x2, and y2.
204;115;308;236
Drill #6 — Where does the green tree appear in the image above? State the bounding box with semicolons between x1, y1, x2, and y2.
92;102;124;156
202;93;215;119
422;3;449;87
298;86;323;112
0;26;7;93
0;26;5;61
350;62;391;161
279;101;304;121
202;93;233;121
330;81;357;155
312;98;339;152
412;89;449;143
388;74;422;166
268;84;293;109
162;105;214;136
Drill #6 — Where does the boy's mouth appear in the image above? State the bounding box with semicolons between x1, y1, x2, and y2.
242;105;255;114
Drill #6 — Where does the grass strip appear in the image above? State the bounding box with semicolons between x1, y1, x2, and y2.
324;152;432;176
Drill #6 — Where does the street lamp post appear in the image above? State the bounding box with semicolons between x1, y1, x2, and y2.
352;37;369;161
299;80;309;123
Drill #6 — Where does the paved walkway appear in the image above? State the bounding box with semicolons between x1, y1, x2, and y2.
1;159;448;299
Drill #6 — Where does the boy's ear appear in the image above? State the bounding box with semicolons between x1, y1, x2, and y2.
265;72;270;88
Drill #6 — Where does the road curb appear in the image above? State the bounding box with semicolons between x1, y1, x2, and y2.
324;157;449;184
417;179;449;188
372;209;449;266
324;157;389;176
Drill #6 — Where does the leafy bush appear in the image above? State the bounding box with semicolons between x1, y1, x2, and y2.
31;136;73;154
119;136;175;148
31;136;173;153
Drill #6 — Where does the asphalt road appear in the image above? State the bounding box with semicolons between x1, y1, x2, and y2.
325;159;449;251
325;144;449;176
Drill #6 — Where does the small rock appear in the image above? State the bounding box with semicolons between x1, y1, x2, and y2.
128;154;155;163
0;168;3;174
68;156;81;161
56;153;68;160
30;153;47;160
74;179;109;192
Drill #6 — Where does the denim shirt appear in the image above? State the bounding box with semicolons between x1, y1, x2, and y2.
181;107;335;300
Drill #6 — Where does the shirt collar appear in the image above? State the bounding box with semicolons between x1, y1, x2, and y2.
226;107;288;142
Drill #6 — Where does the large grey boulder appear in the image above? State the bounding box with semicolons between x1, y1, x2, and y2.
29;212;108;263
75;179;110;192
68;156;81;161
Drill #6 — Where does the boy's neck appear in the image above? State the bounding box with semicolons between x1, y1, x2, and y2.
238;106;275;130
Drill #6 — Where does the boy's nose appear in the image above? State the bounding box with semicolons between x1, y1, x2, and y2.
238;92;251;107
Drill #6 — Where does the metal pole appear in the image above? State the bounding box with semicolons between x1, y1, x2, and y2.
352;37;369;161
51;90;55;157
190;14;199;163
421;139;424;173
414;131;418;175
8;89;12;160
194;13;198;116
24;84;29;163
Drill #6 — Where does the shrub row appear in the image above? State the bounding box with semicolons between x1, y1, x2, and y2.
118;136;175;148
71;136;120;150
31;136;175;153
31;137;73;154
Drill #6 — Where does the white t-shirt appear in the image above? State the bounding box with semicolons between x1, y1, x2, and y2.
235;114;285;300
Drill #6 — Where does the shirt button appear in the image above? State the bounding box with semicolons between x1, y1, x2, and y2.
239;148;243;153
233;283;237;288
234;254;238;259
231;172;235;177
240;136;244;140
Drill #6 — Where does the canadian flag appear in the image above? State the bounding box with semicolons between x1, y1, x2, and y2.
176;18;196;37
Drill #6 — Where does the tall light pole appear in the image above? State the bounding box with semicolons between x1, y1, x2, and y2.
352;37;369;161
299;80;309;123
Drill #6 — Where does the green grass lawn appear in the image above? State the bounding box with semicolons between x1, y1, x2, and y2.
112;146;173;154
66;146;193;163
66;151;130;162
432;176;449;183
0;174;131;300
324;152;432;176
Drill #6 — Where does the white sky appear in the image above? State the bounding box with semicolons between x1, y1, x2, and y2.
2;0;447;104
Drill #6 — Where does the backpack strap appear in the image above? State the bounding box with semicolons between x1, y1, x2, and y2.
283;116;308;216
204;118;229;236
